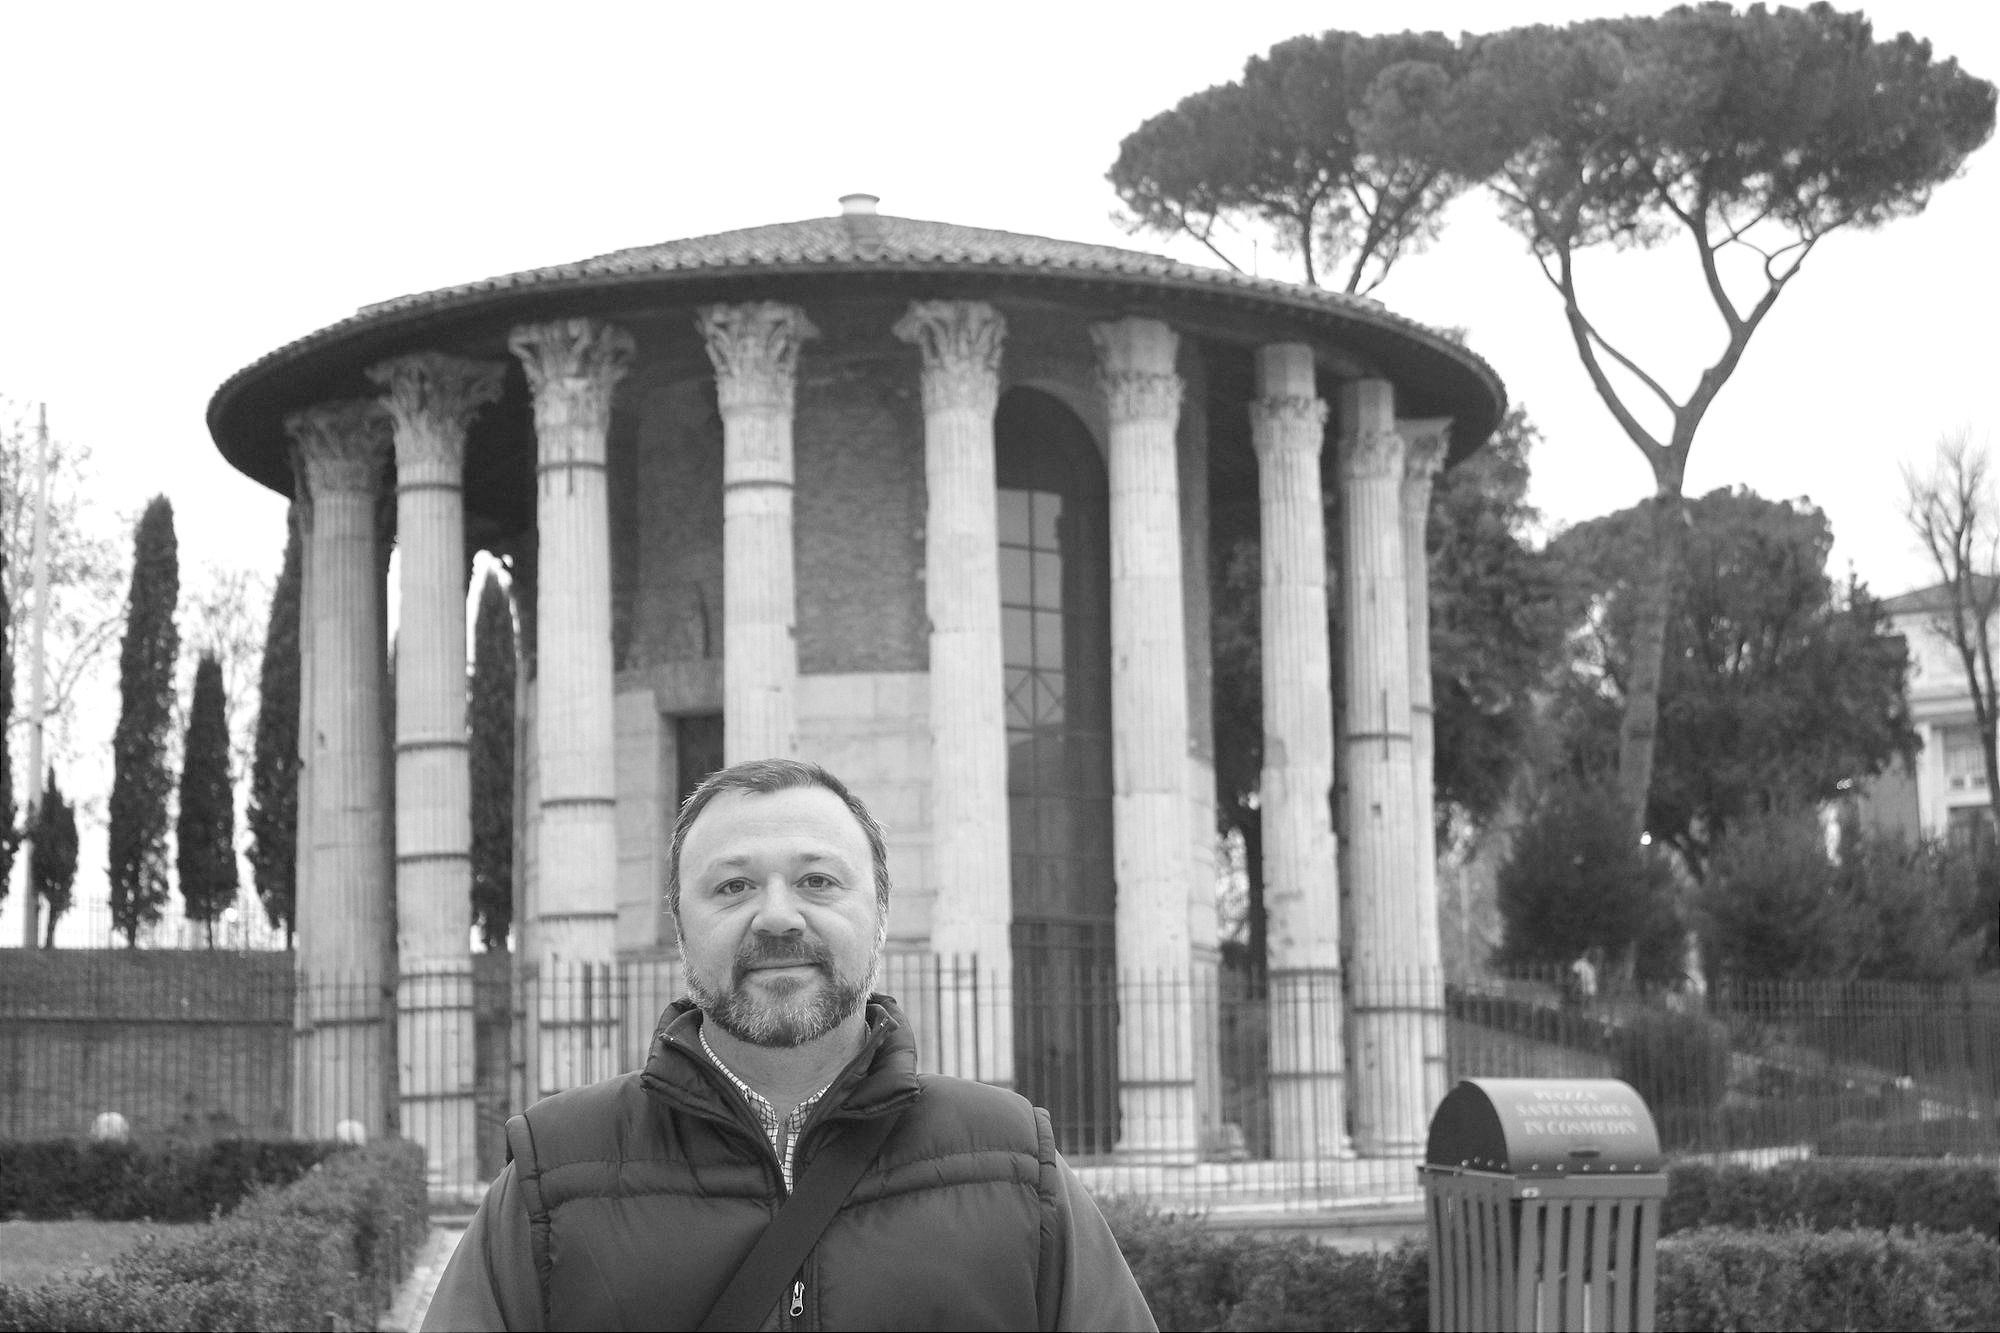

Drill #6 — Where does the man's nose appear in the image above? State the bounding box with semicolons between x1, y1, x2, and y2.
750;875;807;934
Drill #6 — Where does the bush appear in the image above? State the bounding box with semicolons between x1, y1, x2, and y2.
1612;1009;1730;1124
1105;1161;2000;1330
1657;1226;2000;1332
1664;1158;2000;1236
0;1138;333;1222
0;1139;427;1332
1494;781;1683;980
1100;1198;1427;1332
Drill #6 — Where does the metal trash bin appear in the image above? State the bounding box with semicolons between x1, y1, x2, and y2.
1420;1078;1667;1332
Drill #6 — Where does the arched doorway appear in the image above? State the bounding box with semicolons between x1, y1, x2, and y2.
996;387;1117;1153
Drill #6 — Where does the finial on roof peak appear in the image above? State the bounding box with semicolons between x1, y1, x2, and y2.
839;193;880;216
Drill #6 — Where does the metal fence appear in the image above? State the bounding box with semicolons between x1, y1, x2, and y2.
4;950;1994;1208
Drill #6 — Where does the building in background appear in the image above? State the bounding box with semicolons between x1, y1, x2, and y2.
1862;578;2000;846
206;197;1504;1194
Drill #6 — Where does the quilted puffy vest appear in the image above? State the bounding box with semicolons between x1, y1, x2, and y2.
505;1000;1058;1331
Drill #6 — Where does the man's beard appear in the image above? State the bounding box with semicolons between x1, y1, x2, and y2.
685;933;874;1048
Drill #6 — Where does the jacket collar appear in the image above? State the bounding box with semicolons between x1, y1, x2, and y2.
640;993;922;1124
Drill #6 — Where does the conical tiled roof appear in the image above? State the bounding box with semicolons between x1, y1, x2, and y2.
209;206;1505;494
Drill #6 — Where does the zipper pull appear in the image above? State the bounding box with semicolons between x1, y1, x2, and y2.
790;1279;805;1318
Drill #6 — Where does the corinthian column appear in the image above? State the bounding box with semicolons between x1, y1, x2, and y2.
1399;417;1453;1122
1338;378;1425;1156
510;318;631;1095
699;302;816;763
1093;316;1199;1161
285;400;393;1141
371;351;502;1200
895;300;1013;1085
1250;344;1351;1161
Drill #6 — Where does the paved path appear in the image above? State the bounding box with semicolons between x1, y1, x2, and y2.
380;1222;469;1333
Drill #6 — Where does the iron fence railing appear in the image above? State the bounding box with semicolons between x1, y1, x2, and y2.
4;950;1994;1206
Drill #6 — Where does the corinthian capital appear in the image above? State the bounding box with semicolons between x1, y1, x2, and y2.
894;300;1006;417
1397;418;1453;482
1340;428;1406;483
1250;395;1330;461
1091;317;1182;424
285;400;392;498
508;318;633;437
368;352;505;480
698;302;818;415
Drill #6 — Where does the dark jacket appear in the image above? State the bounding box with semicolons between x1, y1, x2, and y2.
421;997;1156;1332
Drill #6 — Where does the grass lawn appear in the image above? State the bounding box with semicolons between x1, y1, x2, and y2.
0;1219;203;1288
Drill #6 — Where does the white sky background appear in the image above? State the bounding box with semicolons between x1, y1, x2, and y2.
0;0;1994;943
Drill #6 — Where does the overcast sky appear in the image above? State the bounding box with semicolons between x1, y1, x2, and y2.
1;1;1994;940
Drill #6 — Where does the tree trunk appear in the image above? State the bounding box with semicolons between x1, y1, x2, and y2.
1615;492;1688;837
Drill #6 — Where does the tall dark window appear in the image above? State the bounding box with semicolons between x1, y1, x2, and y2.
996;388;1116;1153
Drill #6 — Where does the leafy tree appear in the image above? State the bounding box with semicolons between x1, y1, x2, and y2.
108;495;179;947
1550;487;1915;876
247;516;301;946
177;652;236;947
1445;3;1994;832
1;397;131;765
1110;28;1468;292
1701;810;1986;981
1494;779;1683;980
1697;808;1859;980
1428;407;1566;832
1900;430;2000;833
1208;534;1264;976
1833;827;1987;981
469;569;516;952
30;769;77;949
182;563;272;783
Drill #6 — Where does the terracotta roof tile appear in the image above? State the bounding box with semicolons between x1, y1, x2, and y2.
353;214;1391;320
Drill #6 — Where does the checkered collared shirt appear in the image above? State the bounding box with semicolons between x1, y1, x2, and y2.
698;1022;832;1193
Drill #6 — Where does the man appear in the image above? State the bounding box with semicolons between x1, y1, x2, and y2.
423;758;1156;1331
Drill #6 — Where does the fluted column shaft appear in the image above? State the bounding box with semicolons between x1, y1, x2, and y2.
286;401;393;1140
1250;344;1350;1160
373;352;501;1200
700;303;816;764
1339;378;1426;1156
511;319;630;1098
895;300;1014;1083
1094;316;1199;1160
1399;417;1453;1120
511;319;630;972
286;477;315;1140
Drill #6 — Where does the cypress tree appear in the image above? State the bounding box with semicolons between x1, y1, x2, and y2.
469;569;515;951
247;516;300;946
178;652;237;947
32;769;77;949
108;495;179;946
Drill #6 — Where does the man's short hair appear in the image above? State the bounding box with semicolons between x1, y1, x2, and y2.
665;758;892;920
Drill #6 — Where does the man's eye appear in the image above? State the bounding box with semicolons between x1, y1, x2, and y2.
799;873;837;891
714;879;752;897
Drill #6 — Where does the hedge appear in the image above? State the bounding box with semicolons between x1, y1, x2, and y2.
1663;1158;2000;1236
1099;1198;1427;1332
1655;1227;2000;1332
1104;1171;2000;1333
0;1138;334;1222
0;1140;427;1333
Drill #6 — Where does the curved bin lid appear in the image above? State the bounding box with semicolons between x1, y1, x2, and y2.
1424;1077;1664;1177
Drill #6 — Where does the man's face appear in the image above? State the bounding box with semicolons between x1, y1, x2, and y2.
675;784;884;1048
